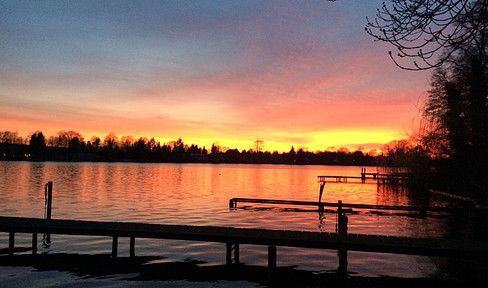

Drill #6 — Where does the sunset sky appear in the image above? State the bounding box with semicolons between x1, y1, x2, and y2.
1;0;430;152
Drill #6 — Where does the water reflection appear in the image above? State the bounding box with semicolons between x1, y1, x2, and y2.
0;161;484;279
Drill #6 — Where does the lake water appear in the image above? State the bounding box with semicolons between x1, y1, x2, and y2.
0;161;483;286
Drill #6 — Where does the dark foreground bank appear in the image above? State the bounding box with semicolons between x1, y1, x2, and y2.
0;253;485;288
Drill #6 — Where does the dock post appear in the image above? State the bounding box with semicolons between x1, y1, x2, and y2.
229;199;235;209
130;236;135;257
9;232;15;257
112;236;118;259
226;243;239;265
46;182;53;220
268;246;277;287
337;200;348;277
234;243;240;264
338;247;348;277
32;233;37;255
319;181;326;203
361;168;366;183
45;181;53;243
226;243;232;265
337;201;348;235
268;245;276;269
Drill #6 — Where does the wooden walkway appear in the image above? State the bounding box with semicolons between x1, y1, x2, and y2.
318;168;410;184
317;174;409;183
229;198;465;214
317;170;410;203
1;216;487;262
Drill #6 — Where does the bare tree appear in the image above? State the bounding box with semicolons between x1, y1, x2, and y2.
253;140;265;153
366;0;487;70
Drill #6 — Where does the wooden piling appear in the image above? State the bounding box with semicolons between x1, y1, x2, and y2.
234;243;240;264
226;243;232;265
130;236;135;257
318;181;326;203
337;200;349;275
337;201;348;235
268;245;276;269
32;233;37;255
338;247;348;276
226;243;239;265
268;246;277;286
112;236;118;258
46;182;53;220
45;181;53;243
9;232;14;256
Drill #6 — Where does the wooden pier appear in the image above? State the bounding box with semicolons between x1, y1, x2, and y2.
228;198;466;214
317;169;410;202
2;180;486;282
317;168;410;184
1;216;487;267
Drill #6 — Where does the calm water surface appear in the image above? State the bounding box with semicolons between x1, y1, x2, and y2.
0;162;477;286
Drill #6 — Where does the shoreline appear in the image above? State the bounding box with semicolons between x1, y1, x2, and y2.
1;253;484;288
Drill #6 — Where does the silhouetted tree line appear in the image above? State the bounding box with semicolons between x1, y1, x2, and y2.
0;130;377;166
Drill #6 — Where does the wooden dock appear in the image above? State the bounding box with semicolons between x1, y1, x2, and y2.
1;216;487;264
229;198;466;214
317;168;410;184
317;169;410;203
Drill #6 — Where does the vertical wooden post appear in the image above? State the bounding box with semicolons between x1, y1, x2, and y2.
226;243;232;265
338;200;348;235
319;181;326;203
46;181;53;220
130;236;135;257
9;232;15;256
32;233;38;255
112;236;118;258
268;245;276;269
226;243;240;265
234;243;239;264
336;200;342;233
337;247;348;277
268;246;277;287
337;200;348;277
45;181;53;243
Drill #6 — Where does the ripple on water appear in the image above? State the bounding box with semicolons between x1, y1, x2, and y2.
0;162;479;281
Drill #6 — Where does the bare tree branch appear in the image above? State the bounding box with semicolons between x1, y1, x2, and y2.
366;0;486;70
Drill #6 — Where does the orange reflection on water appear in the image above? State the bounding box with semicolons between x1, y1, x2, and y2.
0;162;452;239
2;162;471;278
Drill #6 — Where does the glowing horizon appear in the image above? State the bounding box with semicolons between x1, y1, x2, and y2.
0;1;429;153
